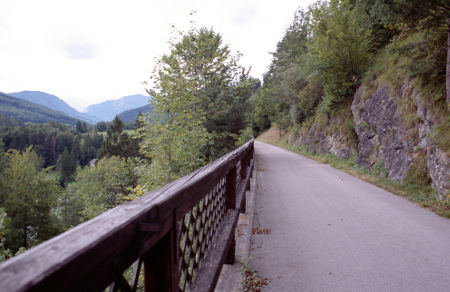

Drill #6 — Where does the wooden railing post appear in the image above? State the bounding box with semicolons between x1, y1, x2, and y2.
249;145;254;178
226;167;237;210
144;228;178;292
225;167;237;264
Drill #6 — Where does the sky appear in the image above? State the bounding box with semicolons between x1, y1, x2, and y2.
0;0;314;111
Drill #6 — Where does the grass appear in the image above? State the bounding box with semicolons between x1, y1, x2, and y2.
257;126;450;219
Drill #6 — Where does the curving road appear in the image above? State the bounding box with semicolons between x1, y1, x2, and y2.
250;142;450;291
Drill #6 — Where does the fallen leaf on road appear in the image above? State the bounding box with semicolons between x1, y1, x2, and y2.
252;227;270;235
273;274;282;279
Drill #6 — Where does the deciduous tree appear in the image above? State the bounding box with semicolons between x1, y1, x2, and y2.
0;148;61;252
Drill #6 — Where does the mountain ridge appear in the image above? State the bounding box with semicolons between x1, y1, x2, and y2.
9;91;97;123
117;104;153;123
0;92;79;125
86;94;149;121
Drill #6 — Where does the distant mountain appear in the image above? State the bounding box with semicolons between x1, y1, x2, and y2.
86;94;150;121
0;92;78;125
9;91;96;123
118;104;153;123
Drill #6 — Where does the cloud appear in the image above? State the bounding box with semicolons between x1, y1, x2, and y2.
58;37;96;60
233;5;260;26
0;0;314;109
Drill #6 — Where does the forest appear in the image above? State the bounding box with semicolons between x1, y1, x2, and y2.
1;0;449;261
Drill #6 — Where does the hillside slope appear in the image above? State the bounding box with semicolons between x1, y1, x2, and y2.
0;92;78;125
86;94;149;121
117;105;153;123
9;91;96;123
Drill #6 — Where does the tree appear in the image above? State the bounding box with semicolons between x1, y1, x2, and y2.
0;208;12;262
394;0;449;105
0;148;61;252
57;147;77;186
99;116;138;159
76;120;88;133
96;121;108;132
140;27;252;188
360;0;449;104
309;0;372;108
64;156;138;221
258;8;315;129
0;138;5;173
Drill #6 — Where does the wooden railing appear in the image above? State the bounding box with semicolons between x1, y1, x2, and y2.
0;139;255;292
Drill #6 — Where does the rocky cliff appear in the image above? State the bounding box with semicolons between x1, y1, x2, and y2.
286;78;449;199
287;107;358;159
352;80;449;199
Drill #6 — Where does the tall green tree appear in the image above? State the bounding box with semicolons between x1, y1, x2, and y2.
309;0;372;108
139;27;252;188
99;116;139;159
57;147;77;186
0;148;61;252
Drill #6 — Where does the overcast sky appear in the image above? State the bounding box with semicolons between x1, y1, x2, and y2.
0;0;314;111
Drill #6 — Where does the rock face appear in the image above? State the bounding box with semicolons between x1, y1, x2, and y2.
352;80;449;199
288;115;357;159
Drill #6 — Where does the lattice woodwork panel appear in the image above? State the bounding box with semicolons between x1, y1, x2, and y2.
178;177;227;291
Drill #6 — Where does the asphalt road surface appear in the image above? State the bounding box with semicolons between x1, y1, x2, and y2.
250;142;450;292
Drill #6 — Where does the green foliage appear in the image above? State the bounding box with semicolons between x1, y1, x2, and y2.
297;74;324;120
255;1;372;132
259;8;312;128
357;0;399;50
252;89;274;133
309;0;372;108
236;127;254;147
96;121;108;132
0;208;12;262
430;115;450;153
57;147;77;186
99;116;139;159
76;120;88;133
403;152;433;194
1;122;103;168
0;115;23;131
140;26;253;189
64;156;138;221
0;147;62;252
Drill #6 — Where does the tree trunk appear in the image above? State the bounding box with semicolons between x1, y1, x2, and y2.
447;17;450;106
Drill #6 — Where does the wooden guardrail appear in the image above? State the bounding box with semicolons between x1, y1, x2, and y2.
0;139;255;292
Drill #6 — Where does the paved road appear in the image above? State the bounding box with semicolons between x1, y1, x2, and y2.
250;142;450;292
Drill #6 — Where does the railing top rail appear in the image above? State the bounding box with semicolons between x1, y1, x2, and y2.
0;139;254;292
